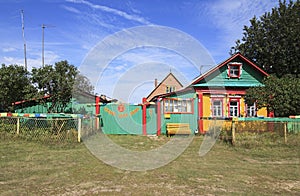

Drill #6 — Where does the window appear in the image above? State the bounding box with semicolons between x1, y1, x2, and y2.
228;63;242;78
164;98;193;113
246;103;256;117
212;99;223;117
229;100;239;117
166;86;176;93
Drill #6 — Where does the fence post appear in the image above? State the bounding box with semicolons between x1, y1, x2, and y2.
231;118;236;146
78;118;82;142
16;117;20;135
96;117;100;130
284;122;287;144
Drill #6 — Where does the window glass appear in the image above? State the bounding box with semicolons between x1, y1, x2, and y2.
186;101;192;113
163;98;192;113
247;103;256;117
212;100;222;117
229;101;239;117
166;86;176;93
230;66;239;77
228;63;242;78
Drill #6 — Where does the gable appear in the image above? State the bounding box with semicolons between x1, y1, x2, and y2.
146;73;183;101
192;53;268;88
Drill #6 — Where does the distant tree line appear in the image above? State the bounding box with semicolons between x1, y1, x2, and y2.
231;0;300;116
0;60;94;113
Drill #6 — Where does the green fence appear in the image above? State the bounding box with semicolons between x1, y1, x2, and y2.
146;105;157;135
100;103;143;134
100;103;158;135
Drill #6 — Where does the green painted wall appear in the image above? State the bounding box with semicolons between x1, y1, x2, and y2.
159;92;198;135
146;105;157;135
194;57;265;87
15;98;95;116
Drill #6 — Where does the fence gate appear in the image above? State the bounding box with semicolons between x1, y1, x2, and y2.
100;103;143;134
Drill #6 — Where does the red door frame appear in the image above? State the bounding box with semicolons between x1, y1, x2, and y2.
157;100;161;136
197;92;204;134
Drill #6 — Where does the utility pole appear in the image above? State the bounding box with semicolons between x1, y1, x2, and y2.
20;10;27;70
41;24;55;67
42;24;45;67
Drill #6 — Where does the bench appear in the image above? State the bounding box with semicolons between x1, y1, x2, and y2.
166;123;192;136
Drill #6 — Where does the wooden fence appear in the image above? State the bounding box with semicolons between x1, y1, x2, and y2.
205;117;300;145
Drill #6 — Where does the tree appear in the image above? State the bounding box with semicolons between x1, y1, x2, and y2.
73;73;94;94
32;60;78;113
231;0;300;78
72;73;95;107
0;64;36;112
245;75;300;117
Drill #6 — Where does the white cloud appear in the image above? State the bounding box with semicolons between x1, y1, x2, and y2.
61;5;81;14
1;56;32;70
3;56;18;64
202;0;278;61
1;51;59;71
66;0;151;25
113;65;126;71
79;25;215;103
207;0;277;31
81;12;119;30
43;50;60;65
2;47;17;52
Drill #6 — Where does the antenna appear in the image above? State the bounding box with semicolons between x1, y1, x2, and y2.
20;10;27;70
41;24;55;67
199;65;204;75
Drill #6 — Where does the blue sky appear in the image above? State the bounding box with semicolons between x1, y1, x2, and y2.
0;0;278;103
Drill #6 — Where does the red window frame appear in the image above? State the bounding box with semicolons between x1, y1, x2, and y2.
228;98;240;117
228;63;242;78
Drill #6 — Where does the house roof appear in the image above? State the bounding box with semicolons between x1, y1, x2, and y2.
149;53;269;102
190;53;269;86
13;95;51;106
13;89;116;106
146;72;184;100
149;86;194;102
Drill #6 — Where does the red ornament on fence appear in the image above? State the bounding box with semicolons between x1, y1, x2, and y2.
118;103;125;112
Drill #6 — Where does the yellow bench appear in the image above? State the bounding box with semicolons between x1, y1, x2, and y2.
166;123;192;136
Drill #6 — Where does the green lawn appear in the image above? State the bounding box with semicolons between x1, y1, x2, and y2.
1;134;299;195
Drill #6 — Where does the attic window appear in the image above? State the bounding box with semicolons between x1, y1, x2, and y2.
228;63;242;78
166;86;176;93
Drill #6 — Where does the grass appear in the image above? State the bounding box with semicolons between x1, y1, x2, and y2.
1;133;300;195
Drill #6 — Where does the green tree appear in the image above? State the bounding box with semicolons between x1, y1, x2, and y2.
231;0;300;77
72;73;95;107
73;73;94;94
32;60;78;113
245;75;300;117
0;64;36;112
